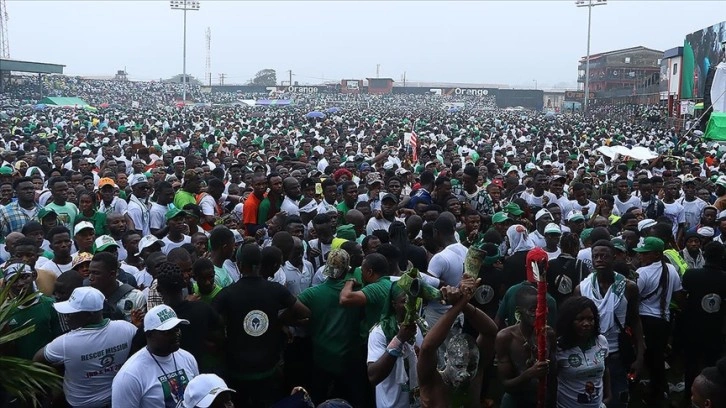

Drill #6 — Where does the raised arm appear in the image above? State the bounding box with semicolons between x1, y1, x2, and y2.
417;286;468;387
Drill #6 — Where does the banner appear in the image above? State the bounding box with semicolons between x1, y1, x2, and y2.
682;21;726;99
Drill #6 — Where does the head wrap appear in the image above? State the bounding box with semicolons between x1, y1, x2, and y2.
506;224;535;255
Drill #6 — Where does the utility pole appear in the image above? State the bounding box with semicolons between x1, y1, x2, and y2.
170;0;200;101
376;64;380;78
218;73;225;86
403;71;407;87
288;70;292;87
576;0;607;114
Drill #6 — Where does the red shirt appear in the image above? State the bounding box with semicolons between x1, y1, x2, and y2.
243;193;263;235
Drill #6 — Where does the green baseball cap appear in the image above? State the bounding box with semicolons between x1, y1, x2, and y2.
611;238;627;252
93;235;119;253
503;202;523;216
634;237;665;253
0;166;13;176
492;212;510;224
165;208;189;221
38;208;57;220
580;228;594;243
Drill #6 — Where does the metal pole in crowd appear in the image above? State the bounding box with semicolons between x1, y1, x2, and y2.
170;0;200;102
577;0;606;114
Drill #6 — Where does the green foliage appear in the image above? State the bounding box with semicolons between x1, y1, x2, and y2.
0;276;62;406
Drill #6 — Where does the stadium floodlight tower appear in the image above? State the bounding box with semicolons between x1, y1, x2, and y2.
576;0;607;114
170;0;200;102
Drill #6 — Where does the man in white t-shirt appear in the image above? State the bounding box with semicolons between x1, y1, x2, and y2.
34;287;138;408
366;193;402;235
161;208;192;255
425;214;467;329
280;176;302;216
112;305;199;408
633;237;684;405
367;286;423;408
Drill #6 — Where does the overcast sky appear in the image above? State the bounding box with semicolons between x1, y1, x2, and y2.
5;1;725;88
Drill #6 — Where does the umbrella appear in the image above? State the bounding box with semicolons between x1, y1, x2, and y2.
305;111;326;119
325;107;341;114
32;104;47;111
99;103;110;108
447;107;461;114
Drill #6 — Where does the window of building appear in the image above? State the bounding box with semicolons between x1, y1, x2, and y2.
625;57;631;63
673;63;678;75
657;59;662;65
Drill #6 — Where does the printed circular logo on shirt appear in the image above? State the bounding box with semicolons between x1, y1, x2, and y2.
568;354;583;368
701;293;721;314
243;310;269;337
473;285;495;305
555;275;573;295
100;354;115;368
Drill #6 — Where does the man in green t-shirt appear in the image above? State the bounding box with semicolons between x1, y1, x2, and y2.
45;177;79;229
191;258;222;303
297;249;366;405
339;252;392;338
4;263;62;360
173;169;202;210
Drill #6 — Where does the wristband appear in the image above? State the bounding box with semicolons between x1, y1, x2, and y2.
387;336;403;351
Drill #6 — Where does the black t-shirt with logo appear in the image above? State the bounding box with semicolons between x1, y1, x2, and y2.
682;266;726;341
212;276;296;377
547;255;588;307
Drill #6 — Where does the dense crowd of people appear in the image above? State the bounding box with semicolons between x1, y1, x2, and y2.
0;76;726;408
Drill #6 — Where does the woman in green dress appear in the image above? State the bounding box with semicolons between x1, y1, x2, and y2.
74;190;109;236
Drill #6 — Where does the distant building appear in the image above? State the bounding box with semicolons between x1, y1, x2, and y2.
577;46;663;104
164;74;201;85
366;78;394;95
660;47;683;117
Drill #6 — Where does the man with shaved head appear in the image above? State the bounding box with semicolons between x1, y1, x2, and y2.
345;209;366;243
1;231;25;264
281;176;303;216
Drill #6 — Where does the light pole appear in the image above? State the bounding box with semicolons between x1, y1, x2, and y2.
576;0;606;114
533;79;538;90
170;0;200;102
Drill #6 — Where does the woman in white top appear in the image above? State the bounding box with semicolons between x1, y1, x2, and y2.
367;283;423;408
556;296;611;408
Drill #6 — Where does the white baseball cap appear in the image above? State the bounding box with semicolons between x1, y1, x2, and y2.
144;305;189;332
173;156;186;164
74;221;95;236
637;219;657;232
182;374;236;408
535;209;552;221
544;223;562;235
53;287;104;314
567;210;585;222
136;235;165;256
129;174;149;187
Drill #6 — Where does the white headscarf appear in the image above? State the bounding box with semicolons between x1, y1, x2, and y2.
506;224;535;256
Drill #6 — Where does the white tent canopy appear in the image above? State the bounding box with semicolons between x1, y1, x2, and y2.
597;145;659;161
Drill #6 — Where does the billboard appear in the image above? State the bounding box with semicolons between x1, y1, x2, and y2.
682;21;726;99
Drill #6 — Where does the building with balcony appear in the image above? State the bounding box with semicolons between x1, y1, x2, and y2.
577;46;663;104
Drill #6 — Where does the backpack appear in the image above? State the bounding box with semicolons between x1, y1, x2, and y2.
104;283;135;320
644;199;665;220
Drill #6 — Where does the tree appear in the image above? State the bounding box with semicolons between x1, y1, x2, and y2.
249;69;277;86
0;277;62;406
